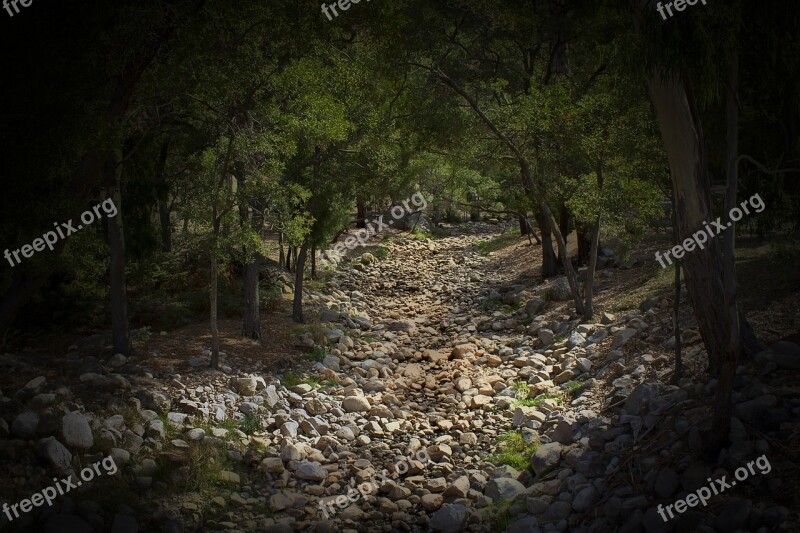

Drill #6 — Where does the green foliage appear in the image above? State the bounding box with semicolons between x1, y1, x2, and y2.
238;413;262;435
487;431;540;471
306;346;327;362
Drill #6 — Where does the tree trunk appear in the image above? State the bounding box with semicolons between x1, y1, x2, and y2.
105;150;131;356
356;199;367;229
209;253;220;369
292;240;309;323
709;50;741;454
557;205;570;264
576;225;592;266
279;232;285;266
583;157;605;320
311;244;317;279
536;212;558;278
646;70;728;374
518;214;529;236
241;258;261;341
156;141;172;253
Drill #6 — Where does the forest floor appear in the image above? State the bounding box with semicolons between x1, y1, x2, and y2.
0;222;798;533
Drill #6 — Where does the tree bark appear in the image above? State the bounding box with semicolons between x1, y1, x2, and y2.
646;70;728;375
292;240;309;323
241;258;261;340
356;199;367;229
583;155;605;319
536;212;558;278
576;225;592;266
105;150;131;356
240;194;263;341
518;214;529;236
709;50;741;453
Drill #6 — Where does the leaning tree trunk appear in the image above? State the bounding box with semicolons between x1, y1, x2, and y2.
105;150;131;357
646;71;728;373
557;206;570;264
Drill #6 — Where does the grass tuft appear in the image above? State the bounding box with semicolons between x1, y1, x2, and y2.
487;431;539;471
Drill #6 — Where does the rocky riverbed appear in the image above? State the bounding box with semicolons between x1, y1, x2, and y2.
0;224;797;532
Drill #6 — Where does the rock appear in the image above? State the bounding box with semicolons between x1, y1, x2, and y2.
110;514;138;533
342;396;370;413
538;329;555;346
270;491;308;511
507;517;540;533
755;344;800;371
714;499;751;532
322;355;340;371
600;312;616;325
654;468;680;498
320;307;340;323
11;411;39;438
261;457;285;474
442;476;471;499
734;395;777;422
568;331;586;348
18;376;47;399
421;493;443;512
147;420;166;440
485;478;526;501
429;504;469;533
231;377;258;396
525;298;547;316
572;485;599;512
547;277;572;301
639;296;661;312
36;437;72;472
62;411;94;450
109;354;128;368
295;461;327;482
44;514;94;533
531;442;562;476
610;328;637;350
625;382;668;416
219;471;240;484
